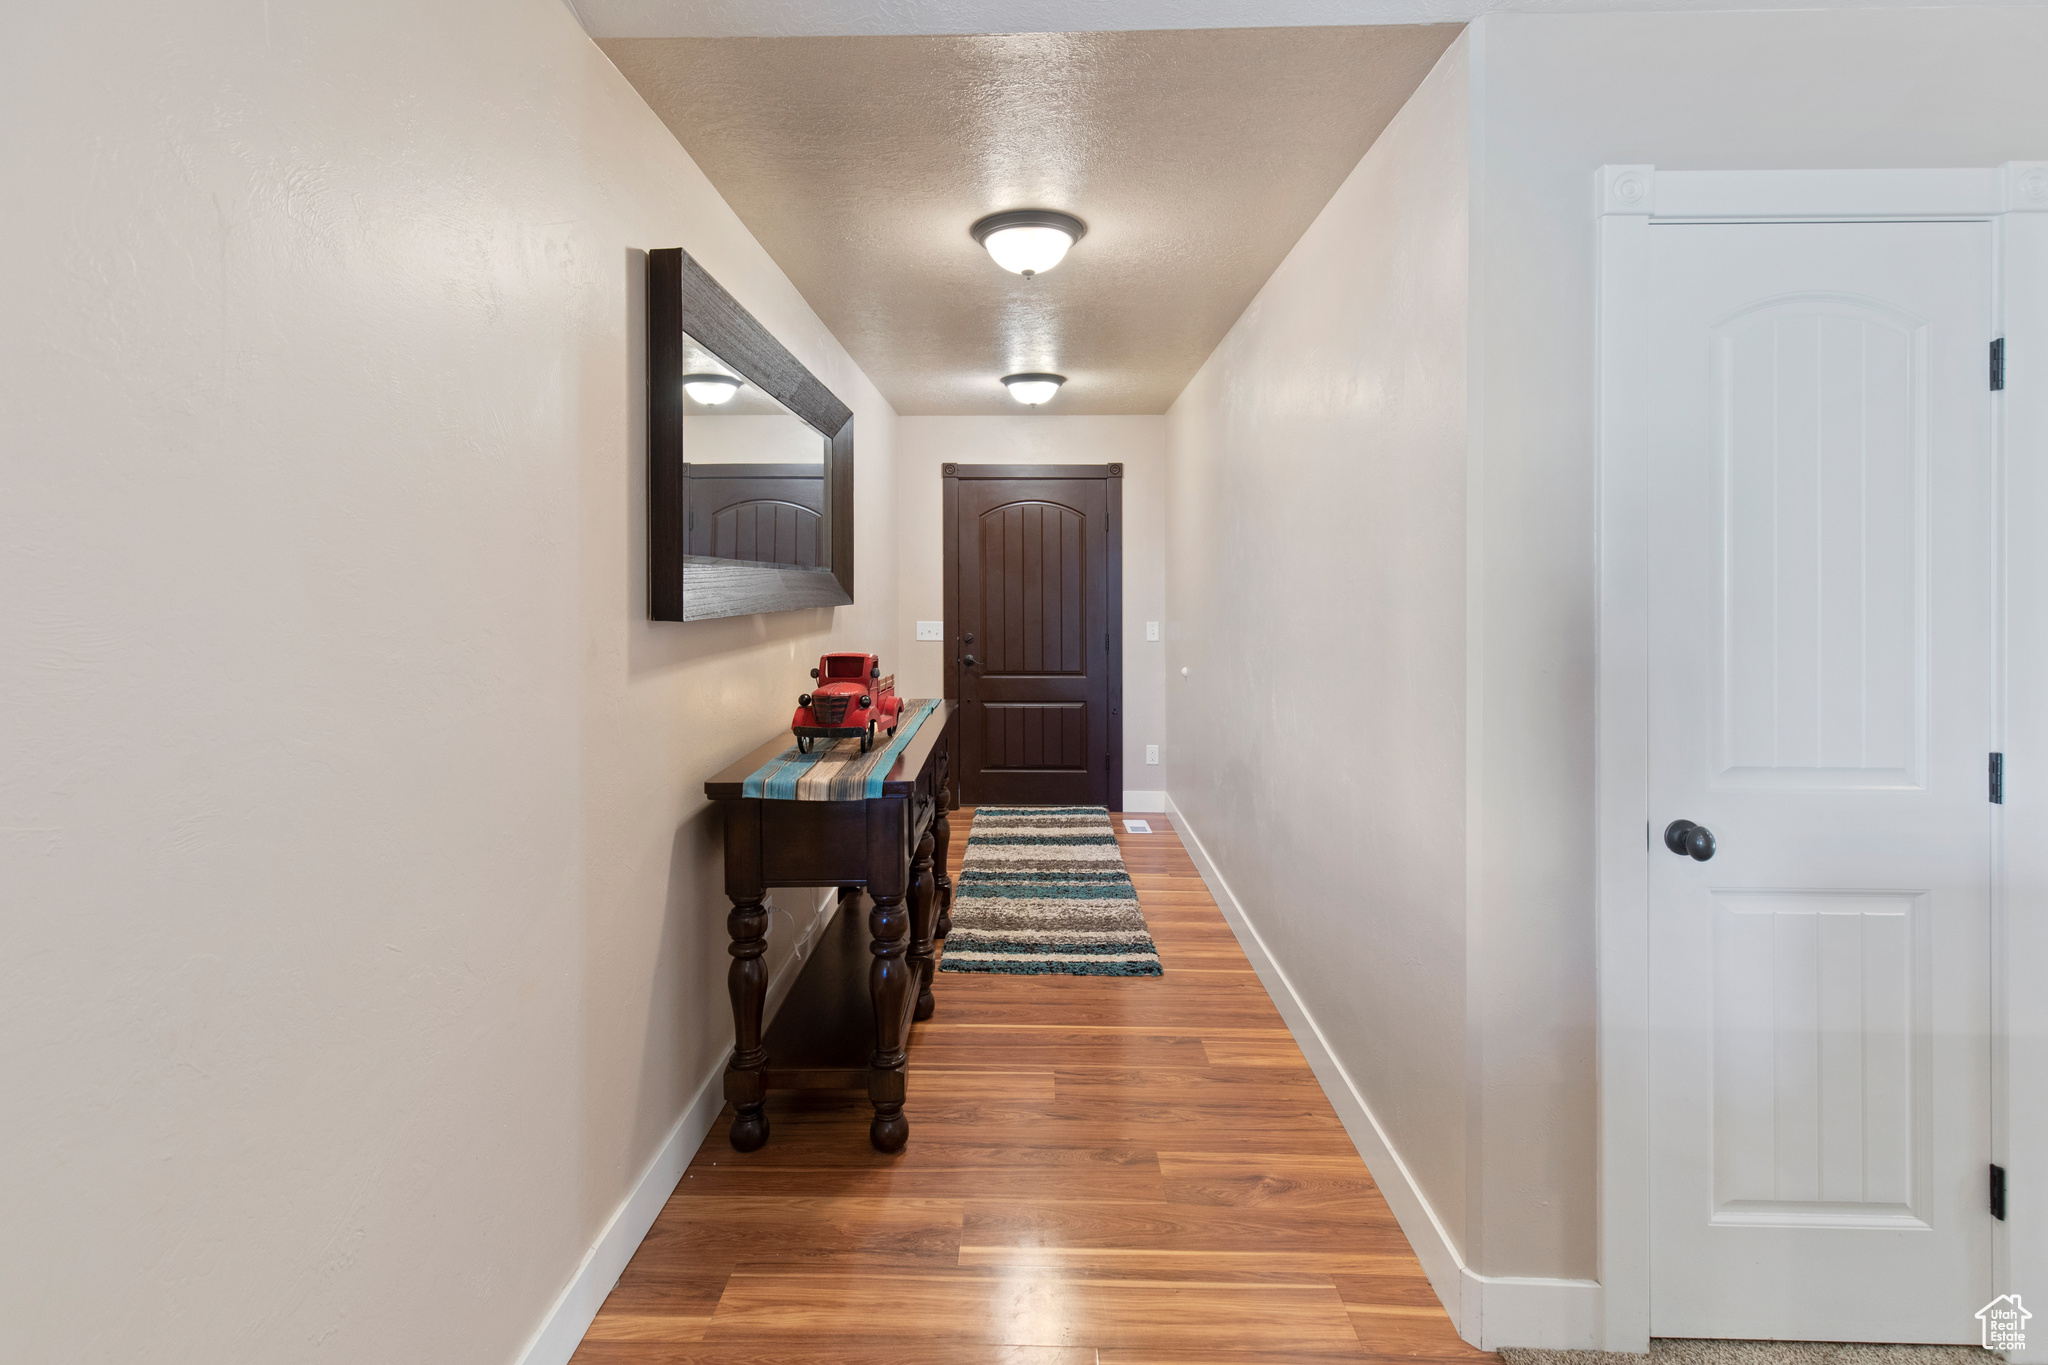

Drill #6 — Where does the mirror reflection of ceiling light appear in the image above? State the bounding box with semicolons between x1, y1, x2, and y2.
681;373;743;405
971;210;1087;278
1001;373;1066;406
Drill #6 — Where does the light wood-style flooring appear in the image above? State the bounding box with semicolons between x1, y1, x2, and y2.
572;809;1497;1365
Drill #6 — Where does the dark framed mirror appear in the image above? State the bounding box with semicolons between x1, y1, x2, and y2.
648;248;854;621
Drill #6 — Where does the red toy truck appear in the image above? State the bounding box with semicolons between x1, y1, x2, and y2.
792;652;903;753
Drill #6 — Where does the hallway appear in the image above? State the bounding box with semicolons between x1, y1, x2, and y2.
570;812;1494;1363
15;1;2048;1355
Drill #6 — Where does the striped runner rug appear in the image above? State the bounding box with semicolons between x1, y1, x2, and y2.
739;699;943;800
939;806;1163;977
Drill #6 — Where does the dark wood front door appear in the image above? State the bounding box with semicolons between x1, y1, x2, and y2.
944;464;1122;807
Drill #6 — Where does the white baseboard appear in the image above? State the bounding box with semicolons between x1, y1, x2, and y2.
512;886;840;1365
512;1044;725;1365
1121;789;1167;812
1164;796;1603;1352
1462;1272;1606;1352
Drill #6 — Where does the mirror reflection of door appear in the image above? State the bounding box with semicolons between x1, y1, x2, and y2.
680;331;829;570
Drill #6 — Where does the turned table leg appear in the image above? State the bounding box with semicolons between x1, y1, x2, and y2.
908;828;939;1021
867;889;912;1152
723;896;770;1151
931;800;954;941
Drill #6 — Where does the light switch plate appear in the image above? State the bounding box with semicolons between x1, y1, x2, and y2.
1145;621;1160;641
915;621;944;641
1145;744;1159;765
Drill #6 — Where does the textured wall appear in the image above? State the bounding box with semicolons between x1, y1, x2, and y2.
0;1;896;1359
1459;3;2048;1280
892;416;1168;801
1167;5;2048;1289
679;414;829;464
1164;33;1474;1262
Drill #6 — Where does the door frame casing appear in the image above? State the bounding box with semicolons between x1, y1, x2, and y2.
1594;164;2048;1354
941;462;1124;810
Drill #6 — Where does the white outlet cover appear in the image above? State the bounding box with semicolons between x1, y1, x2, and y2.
1145;621;1160;641
915;621;944;641
1123;820;1152;834
1145;744;1159;765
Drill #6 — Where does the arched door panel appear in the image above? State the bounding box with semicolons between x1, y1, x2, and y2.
685;464;825;568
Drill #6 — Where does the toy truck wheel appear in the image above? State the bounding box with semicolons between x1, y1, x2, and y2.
796;734;811;754
861;720;875;752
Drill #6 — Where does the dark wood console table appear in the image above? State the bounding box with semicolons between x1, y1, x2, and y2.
703;701;957;1153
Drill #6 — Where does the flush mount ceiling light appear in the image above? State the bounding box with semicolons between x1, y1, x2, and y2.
1001;373;1066;406
681;373;743;405
971;210;1087;278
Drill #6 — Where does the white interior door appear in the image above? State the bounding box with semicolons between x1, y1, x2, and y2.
1644;221;1994;1341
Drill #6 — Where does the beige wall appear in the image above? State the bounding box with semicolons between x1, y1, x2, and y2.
1460;3;2048;1282
0;0;896;1359
682;413;829;463
894;416;1168;802
1164;31;1474;1259
1169;6;2048;1298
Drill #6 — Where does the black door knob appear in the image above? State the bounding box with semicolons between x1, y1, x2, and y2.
961;655;978;668
1664;819;1716;861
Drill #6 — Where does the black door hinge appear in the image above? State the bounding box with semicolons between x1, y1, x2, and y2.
1991;752;2005;804
1992;1163;2007;1220
1992;338;2006;391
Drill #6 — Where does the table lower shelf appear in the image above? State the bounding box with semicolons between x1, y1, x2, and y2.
760;892;922;1091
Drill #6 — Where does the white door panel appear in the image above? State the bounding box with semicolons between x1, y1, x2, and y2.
1708;891;1926;1225
1712;297;1924;789
1646;221;1992;1342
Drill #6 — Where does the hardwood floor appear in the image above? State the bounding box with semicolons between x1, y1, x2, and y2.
571;810;1496;1365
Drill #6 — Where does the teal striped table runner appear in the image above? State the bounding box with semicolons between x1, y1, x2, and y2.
739;698;943;800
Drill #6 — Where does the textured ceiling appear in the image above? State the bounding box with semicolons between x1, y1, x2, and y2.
603;27;1462;413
